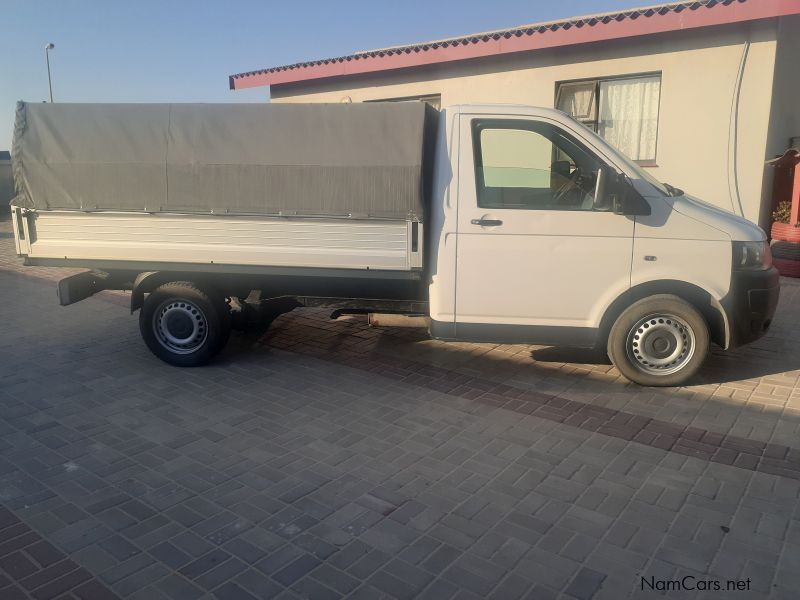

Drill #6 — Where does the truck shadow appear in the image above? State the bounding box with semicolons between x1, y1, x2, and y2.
258;305;800;392
529;346;612;366
530;343;800;387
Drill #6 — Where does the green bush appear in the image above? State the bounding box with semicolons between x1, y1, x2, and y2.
773;201;793;225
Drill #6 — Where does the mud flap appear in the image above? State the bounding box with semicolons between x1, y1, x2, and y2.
57;271;108;306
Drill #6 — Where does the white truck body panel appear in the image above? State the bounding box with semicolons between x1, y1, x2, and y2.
19;211;423;271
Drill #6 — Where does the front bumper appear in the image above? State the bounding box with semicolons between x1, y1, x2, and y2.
723;266;780;348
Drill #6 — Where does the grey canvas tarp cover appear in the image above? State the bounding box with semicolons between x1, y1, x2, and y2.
11;101;434;220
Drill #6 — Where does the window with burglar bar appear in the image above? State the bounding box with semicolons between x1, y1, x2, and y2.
556;74;661;164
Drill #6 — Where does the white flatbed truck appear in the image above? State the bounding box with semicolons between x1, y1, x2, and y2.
10;101;779;386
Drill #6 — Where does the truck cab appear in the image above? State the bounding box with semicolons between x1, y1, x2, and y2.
427;105;779;386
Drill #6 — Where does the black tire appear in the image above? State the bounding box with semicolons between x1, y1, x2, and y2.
607;294;709;387
770;240;800;261
139;281;231;367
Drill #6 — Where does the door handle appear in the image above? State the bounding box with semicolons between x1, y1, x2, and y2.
471;218;503;227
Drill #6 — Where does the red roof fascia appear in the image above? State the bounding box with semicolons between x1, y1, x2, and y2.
230;0;800;90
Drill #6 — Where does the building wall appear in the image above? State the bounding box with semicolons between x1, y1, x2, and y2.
272;20;782;226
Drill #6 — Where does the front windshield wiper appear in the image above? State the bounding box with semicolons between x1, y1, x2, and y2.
664;183;684;197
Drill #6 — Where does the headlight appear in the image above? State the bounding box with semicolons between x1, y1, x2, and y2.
733;241;771;270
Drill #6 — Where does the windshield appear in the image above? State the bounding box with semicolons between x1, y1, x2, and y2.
563;113;671;197
620;156;672;197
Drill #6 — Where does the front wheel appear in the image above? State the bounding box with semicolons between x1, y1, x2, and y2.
139;282;231;367
607;295;709;387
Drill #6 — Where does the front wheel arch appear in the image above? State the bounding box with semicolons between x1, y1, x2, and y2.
598;280;728;350
607;294;710;386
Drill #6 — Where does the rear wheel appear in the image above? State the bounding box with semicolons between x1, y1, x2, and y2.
607;295;709;387
139;282;231;367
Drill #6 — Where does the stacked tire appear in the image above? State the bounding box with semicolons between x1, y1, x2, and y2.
770;222;800;277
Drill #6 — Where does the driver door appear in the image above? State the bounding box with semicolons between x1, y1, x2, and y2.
454;115;634;342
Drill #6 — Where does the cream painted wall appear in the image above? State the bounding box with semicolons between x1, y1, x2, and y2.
272;21;784;225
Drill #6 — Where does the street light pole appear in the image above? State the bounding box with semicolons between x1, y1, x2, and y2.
45;43;55;102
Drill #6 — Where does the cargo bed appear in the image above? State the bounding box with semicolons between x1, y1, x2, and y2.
12;208;423;273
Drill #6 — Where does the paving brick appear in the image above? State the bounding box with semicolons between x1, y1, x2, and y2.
420;543;461;573
149;541;192;570
31;566;92;600
308;563;361;595
178;548;232;580
25;540;64;568
254;544;305;576
72;579;119;600
0;584;31;600
85;494;131;515
94;508;138;532
348;549;392;580
70;544;118;575
0;508;18;530
53;503;91;524
99;535;140;561
369;569;420;600
205;517;253;546
328;540;372;570
113;562;170;597
192;512;238;538
20;558;80;591
213;581;258;600
170;531;214;559
195;556;247;590
0;551;39;579
272;553;321;586
564;567;606;600
443;553;506;597
293;532;339;560
121;515;170;541
99;548;156;588
291;576;342;600
0;522;31;541
0;532;39;557
155;574;205;600
119;500;157;522
397;536;440;566
488;573;531;600
383;559;434;593
235;568;284;599
221;538;270;565
164;504;205;528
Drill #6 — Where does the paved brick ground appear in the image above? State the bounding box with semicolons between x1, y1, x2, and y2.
2;219;800;599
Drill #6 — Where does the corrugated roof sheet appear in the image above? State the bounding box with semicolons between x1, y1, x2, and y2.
229;0;751;84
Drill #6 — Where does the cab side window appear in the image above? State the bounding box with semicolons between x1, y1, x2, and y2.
473;119;603;211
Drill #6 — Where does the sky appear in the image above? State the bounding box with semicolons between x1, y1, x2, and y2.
1;0;655;149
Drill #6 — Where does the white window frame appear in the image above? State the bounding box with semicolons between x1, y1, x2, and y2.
555;73;662;166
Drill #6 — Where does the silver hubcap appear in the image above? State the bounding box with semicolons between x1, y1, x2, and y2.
153;300;208;354
626;314;695;376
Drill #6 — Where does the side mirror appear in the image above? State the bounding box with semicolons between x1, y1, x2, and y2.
594;166;651;216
